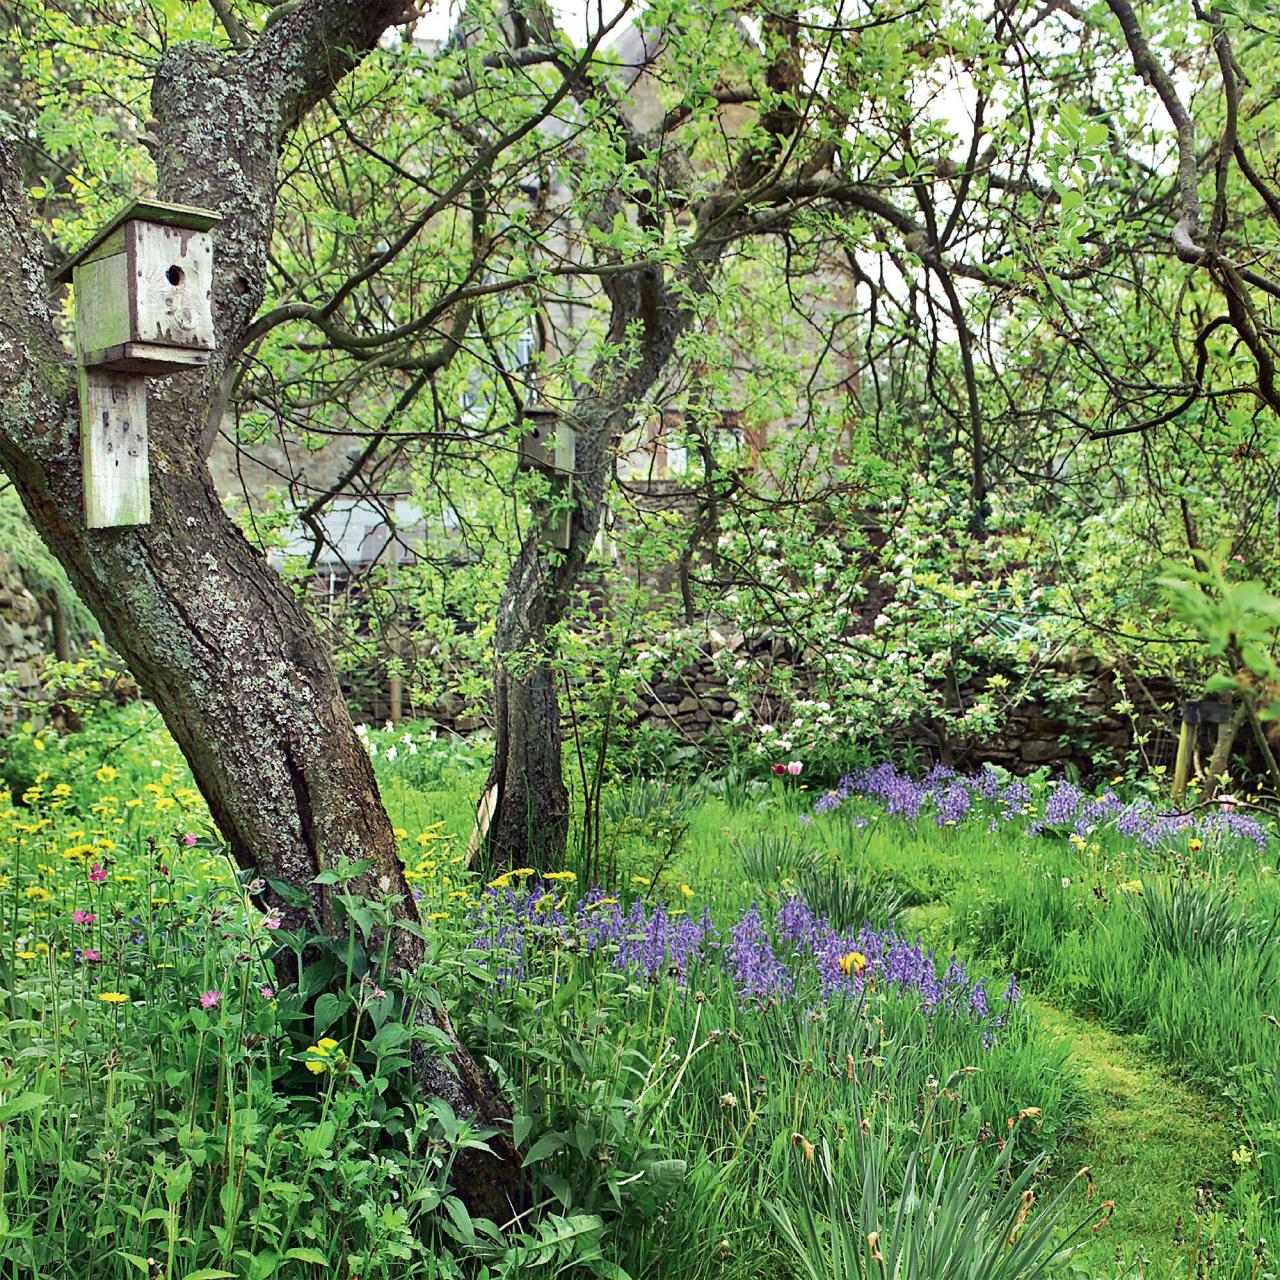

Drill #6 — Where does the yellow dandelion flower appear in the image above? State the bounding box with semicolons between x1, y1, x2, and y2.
24;886;51;903
304;1037;343;1074
97;992;128;1003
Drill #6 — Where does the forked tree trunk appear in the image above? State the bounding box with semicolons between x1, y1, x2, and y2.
0;3;520;1220
483;433;607;871
479;5;802;868
483;312;686;869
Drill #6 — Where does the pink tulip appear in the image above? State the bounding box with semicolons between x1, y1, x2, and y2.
787;760;803;776
772;763;786;776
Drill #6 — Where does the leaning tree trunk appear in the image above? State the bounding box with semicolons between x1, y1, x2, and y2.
0;2;519;1220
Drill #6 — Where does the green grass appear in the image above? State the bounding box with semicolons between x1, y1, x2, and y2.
1030;999;1234;1276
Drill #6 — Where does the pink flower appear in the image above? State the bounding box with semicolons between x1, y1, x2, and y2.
182;833;198;847
259;985;275;1000
772;762;787;776
786;760;803;776
263;914;282;931
72;909;96;925
82;949;101;962
199;990;221;1009
1219;794;1238;812
88;864;107;883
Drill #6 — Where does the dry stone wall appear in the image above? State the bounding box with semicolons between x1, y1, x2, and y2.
0;554;53;733
360;629;1186;781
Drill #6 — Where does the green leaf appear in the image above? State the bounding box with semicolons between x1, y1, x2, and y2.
522;1131;567;1166
0;1092;47;1123
283;1248;330;1265
313;992;350;1037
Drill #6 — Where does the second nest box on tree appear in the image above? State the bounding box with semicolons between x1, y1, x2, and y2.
517;405;577;550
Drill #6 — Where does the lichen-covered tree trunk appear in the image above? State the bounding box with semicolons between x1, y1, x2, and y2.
0;1;520;1221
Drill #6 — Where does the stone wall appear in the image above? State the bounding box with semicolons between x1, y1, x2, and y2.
621;635;1183;779
365;627;1188;782
0;553;54;733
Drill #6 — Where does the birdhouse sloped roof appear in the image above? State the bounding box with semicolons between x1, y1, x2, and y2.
51;199;220;285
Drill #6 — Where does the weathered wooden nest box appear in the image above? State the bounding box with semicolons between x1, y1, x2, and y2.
517;406;576;550
54;200;219;374
517;406;576;476
54;200;219;530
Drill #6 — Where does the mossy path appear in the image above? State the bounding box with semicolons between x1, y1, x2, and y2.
1029;999;1236;1274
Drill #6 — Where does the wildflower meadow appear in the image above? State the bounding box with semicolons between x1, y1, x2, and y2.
1;704;1278;1278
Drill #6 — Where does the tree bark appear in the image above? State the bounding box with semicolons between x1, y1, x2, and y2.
1205;700;1246;796
0;1;519;1221
484;263;708;869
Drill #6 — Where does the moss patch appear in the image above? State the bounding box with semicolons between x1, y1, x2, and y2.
1030;998;1235;1274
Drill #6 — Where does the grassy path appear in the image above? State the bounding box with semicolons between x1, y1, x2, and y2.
1028;998;1236;1274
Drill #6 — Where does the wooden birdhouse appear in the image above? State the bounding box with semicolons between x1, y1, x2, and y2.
55;200;219;529
516;406;575;549
518;405;576;476
54;200;219;374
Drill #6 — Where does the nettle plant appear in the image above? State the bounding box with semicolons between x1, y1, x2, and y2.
706;476;1081;775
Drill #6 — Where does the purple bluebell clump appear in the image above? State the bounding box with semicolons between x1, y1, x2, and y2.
467;881;1018;1038
1042;781;1083;829
727;904;794;999
812;763;1269;852
934;780;972;826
